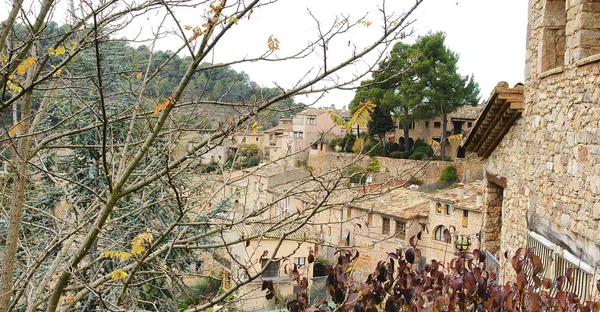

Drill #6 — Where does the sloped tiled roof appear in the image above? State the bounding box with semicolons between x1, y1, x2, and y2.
264;124;292;133
429;181;484;211
234;215;318;241
450;104;484;120
350;188;430;220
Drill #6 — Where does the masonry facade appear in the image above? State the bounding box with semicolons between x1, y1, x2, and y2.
465;0;600;300
394;104;482;159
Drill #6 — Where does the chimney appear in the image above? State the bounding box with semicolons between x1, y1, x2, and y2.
457;183;465;199
476;195;483;207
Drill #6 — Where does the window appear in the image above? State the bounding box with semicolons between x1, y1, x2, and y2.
346;207;352;219
395;220;406;239
260;183;264;192
307;116;316;125
294;257;306;267
425;121;429;127
467;122;472;128
188;260;203;273
538;0;566;72
436;202;443;214
434;122;441;128
367;213;373;225
261;259;280;278
434;225;447;242
445;204;452;215
462;210;469;227
254;182;259;191
382;217;390;235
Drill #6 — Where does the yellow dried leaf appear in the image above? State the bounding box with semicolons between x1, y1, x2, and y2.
99;250;132;261
55;46;66;56
8;121;23;137
229;16;238;24
111;269;128;281
153;97;175;116
447;134;463;142
360;20;372;28
69;41;78;54
16;57;37;75
131;231;153;255
267;35;280;51
429;139;440;147
136;72;143;80
184;25;193;30
7;80;22;93
0;53;8;62
251;122;263;134
51;65;63;78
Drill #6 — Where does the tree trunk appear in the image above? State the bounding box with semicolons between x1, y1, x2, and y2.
403;125;411;152
0;90;33;312
440;114;448;160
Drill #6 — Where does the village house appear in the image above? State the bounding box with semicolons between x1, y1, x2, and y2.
263;118;293;162
463;0;600;300
395;104;483;158
288;108;351;165
214;163;310;217
224;217;317;311
424;182;485;264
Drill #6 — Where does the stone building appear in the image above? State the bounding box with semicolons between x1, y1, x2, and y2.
263;118;293;162
464;0;600;300
424;182;485;264
394;104;482;159
288;108;350;165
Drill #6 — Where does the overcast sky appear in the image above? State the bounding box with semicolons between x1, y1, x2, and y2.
2;0;528;108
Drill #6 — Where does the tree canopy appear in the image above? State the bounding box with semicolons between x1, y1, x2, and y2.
351;32;480;155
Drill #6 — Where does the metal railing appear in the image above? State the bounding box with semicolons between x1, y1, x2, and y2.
485;251;500;284
527;234;554;279
527;233;593;301
555;253;593;301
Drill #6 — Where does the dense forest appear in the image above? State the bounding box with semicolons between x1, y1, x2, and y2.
2;22;303;129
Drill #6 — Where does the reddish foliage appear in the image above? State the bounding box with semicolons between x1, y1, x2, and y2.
264;237;600;311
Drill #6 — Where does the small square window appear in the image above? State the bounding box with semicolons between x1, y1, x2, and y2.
382;218;390;235
294;257;306;267
434;122;441;128
395;220;406;239
467;122;473;127
425;121;429;127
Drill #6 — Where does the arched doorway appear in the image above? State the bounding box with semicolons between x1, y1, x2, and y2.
398;137;405;150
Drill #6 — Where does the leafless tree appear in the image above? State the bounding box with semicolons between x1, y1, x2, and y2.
0;0;425;310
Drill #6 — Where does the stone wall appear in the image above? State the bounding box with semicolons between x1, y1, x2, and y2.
482;0;600;273
481;182;503;256
307;151;484;185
